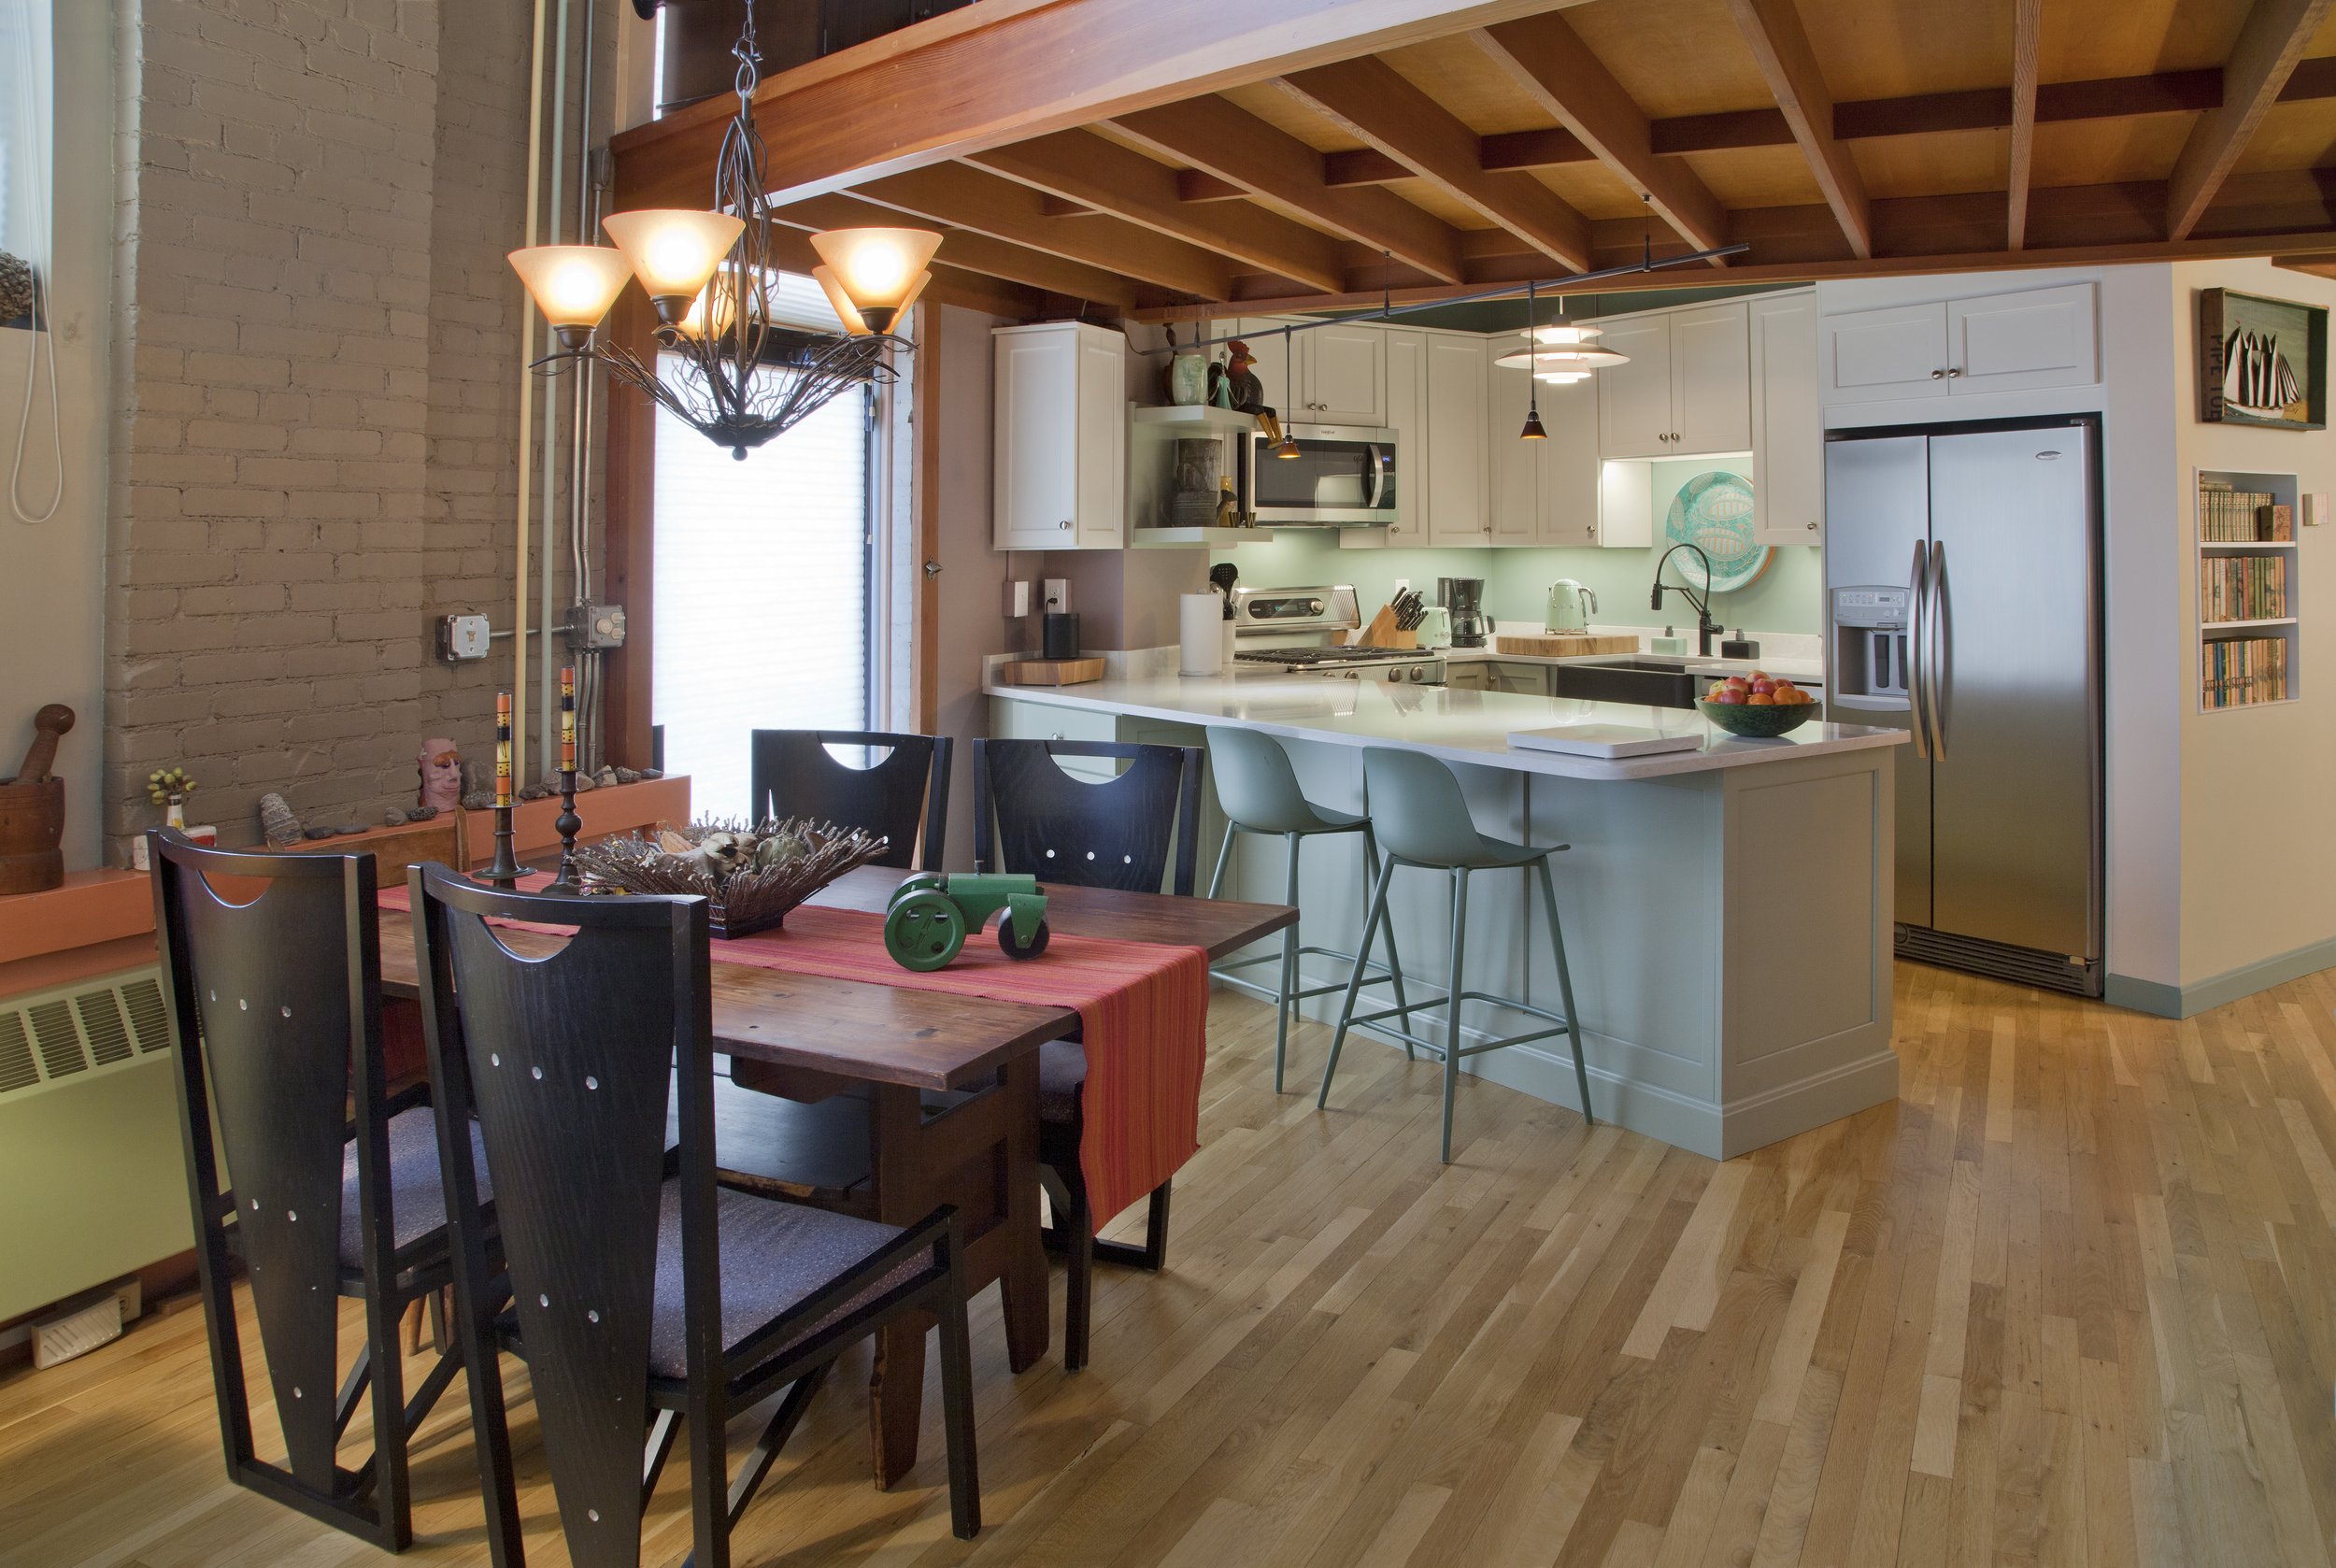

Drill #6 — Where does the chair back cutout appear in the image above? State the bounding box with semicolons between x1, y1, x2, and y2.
749;729;951;871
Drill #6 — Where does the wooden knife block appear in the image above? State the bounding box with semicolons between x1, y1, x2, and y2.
1355;605;1420;649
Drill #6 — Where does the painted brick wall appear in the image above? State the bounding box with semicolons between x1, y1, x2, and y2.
104;0;605;854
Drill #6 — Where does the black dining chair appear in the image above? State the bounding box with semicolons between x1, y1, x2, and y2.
149;830;477;1553
970;736;1203;1371
748;728;952;870
409;865;981;1565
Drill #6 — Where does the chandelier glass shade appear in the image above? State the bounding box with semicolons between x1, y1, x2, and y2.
506;9;936;459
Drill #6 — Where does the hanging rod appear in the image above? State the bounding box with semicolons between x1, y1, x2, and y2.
1136;241;1752;355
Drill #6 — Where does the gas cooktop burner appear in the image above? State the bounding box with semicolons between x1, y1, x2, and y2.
1236;646;1428;665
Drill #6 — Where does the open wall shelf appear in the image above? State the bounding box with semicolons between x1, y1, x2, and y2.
2195;468;2300;711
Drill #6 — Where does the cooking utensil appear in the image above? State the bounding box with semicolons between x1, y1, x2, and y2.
13;705;72;784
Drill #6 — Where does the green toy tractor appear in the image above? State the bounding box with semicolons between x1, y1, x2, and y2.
883;872;1050;972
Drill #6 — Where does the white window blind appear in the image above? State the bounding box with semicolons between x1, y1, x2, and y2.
651;354;871;822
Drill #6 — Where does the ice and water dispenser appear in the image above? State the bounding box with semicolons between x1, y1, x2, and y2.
1830;586;1911;703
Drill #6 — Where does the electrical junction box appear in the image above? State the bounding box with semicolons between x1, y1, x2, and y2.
438;613;491;662
572;604;628;650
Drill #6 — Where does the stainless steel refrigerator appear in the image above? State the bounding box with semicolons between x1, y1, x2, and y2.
1823;417;2102;995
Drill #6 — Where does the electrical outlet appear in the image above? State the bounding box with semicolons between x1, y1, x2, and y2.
438;613;491;662
572;604;628;649
1393;577;1410;592
1043;577;1070;614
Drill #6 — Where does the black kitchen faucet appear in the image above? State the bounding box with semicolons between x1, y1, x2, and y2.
1649;543;1724;657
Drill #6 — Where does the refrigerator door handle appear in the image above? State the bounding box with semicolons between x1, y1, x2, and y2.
1927;540;1949;758
1907;539;1930;759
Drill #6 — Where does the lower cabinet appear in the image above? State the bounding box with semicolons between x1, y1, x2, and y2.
1480;662;1555;696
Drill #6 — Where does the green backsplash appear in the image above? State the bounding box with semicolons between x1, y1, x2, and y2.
1213;457;1824;636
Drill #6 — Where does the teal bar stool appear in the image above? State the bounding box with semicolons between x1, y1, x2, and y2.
1204;726;1412;1092
1319;746;1595;1162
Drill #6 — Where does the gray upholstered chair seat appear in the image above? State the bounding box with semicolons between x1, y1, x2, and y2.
646;1182;926;1379
337;1105;491;1266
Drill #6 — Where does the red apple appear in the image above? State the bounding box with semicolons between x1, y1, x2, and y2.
1710;688;1745;705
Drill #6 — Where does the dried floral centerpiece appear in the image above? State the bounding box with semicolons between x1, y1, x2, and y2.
571;816;888;939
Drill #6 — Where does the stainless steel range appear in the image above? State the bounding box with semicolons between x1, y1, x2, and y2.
1230;584;1446;684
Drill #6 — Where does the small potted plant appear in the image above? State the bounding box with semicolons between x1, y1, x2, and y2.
148;767;197;829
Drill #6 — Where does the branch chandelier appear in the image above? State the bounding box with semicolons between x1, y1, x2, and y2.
506;10;940;458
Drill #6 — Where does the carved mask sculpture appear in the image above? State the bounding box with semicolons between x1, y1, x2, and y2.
418;739;463;811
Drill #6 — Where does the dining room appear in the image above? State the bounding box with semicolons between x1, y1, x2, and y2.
10;1;2336;1566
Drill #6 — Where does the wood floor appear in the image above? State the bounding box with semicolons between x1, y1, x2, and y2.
6;961;2336;1568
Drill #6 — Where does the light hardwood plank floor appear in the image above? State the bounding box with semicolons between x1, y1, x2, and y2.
6;961;2336;1567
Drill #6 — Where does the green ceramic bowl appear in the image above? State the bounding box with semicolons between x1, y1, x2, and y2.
1697;697;1817;738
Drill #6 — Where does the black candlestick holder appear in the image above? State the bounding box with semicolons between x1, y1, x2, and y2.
484;801;523;889
552;769;582;888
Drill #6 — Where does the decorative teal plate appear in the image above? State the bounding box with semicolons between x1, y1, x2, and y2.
1663;470;1770;593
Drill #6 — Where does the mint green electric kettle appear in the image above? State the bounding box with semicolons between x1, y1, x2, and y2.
1545;579;1597;634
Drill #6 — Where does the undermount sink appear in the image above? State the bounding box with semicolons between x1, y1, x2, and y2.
1550;659;1701;710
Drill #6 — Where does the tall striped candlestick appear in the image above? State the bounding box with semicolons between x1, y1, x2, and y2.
487;690;521;888
560;667;577;773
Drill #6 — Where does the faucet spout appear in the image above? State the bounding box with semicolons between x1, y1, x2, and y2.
1651;544;1724;657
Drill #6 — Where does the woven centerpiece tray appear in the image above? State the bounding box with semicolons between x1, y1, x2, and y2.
571;817;888;939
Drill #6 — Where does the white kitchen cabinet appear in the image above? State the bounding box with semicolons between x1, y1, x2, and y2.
1594;314;1674;458
1382;328;1429;546
1304;323;1388;425
992;321;1127;549
1819;282;2098;405
1595;303;1749;458
1487;344;1603;547
1749;291;1822;546
1425;334;1489;546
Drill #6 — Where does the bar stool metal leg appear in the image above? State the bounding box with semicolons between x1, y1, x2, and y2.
1319;854;1397;1109
1442;868;1469;1163
1535;857;1595;1124
1206;823;1237;901
1360;828;1413;1054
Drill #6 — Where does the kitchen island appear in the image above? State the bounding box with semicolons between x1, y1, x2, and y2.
989;670;1908;1159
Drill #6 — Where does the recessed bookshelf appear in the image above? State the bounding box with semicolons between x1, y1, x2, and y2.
2195;468;2300;710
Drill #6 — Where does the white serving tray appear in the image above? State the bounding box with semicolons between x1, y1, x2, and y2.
1506;724;1705;759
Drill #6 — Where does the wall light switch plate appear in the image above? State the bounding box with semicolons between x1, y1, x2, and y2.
439;613;491;662
1005;579;1032;618
1043;577;1070;614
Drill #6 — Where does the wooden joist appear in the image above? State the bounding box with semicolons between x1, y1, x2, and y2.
1112;96;1467;282
2008;0;2042;249
2166;0;2336;240
1725;0;1873;259
1275;58;1593;271
769;192;1141;308
1471;13;1730;258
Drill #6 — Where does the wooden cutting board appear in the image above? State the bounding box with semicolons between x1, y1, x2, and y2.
998;657;1106;686
1493;633;1640;657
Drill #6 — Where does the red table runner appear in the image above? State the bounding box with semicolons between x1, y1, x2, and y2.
378;880;1207;1227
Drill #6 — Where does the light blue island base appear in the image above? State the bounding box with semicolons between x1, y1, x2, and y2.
990;673;1906;1161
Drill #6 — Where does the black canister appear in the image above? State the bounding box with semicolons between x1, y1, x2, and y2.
1042;612;1081;661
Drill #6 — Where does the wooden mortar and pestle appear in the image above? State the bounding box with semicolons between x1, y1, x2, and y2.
0;706;74;894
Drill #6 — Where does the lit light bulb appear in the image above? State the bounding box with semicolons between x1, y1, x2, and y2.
649;232;713;288
808;227;941;334
506;244;632;346
846;239;908;296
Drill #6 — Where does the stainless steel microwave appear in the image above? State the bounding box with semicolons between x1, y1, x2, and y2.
1241;424;1401;526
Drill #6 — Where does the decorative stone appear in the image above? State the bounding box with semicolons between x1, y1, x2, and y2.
384;807;408;826
614;766;642;784
519;783;552;802
571;771;597;791
336;823;364;836
595;765;620;788
408;805;437;821
461;790;496;811
639;768;663;781
258;791;302;849
304;825;337;840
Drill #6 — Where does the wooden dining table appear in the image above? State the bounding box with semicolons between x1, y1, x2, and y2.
375;862;1293;1487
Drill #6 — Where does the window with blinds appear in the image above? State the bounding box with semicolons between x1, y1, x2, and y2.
651;325;873;821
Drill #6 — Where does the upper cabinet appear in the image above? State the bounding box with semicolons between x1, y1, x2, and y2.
1597;302;1750;458
1749;292;1822;546
1381;328;1430;546
1424;335;1489;546
1234;317;1388;428
1487;341;1605;548
1819;281;2099;404
993;321;1126;550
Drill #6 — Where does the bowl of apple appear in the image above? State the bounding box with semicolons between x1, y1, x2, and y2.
1697;671;1818;737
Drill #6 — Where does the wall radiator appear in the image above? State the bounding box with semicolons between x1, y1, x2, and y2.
0;966;192;1322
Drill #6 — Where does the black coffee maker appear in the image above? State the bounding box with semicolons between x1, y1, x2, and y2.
1439;576;1489;648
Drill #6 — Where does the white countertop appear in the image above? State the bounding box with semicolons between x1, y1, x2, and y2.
987;671;1905;782
1441;647;1825;682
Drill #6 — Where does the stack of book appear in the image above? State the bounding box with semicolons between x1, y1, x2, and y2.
2198;481;2294;541
2201;635;2290;707
2200;553;2288;622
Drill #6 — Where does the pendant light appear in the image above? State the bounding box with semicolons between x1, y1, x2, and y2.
1519;279;1547;440
506;7;940;458
1275;325;1301;457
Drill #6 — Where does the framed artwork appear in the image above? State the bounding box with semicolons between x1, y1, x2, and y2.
2200;287;2328;431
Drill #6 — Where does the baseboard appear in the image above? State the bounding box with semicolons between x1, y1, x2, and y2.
2107;934;2336;1019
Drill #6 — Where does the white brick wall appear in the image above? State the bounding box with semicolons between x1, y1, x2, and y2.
105;0;610;852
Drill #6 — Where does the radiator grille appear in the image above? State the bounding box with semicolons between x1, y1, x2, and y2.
1896;925;2102;997
0;968;172;1102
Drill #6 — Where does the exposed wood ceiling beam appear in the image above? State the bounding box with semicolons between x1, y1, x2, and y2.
967;131;1347;293
2008;0;2041;249
1726;0;1873;258
769;192;1141;308
1275;58;1593;270
849;164;1235;298
1470;13;1729;258
1113;96;1466;282
608;0;1599;209
2167;0;2336;239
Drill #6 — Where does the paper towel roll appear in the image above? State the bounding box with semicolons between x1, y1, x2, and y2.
1180;593;1226;676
